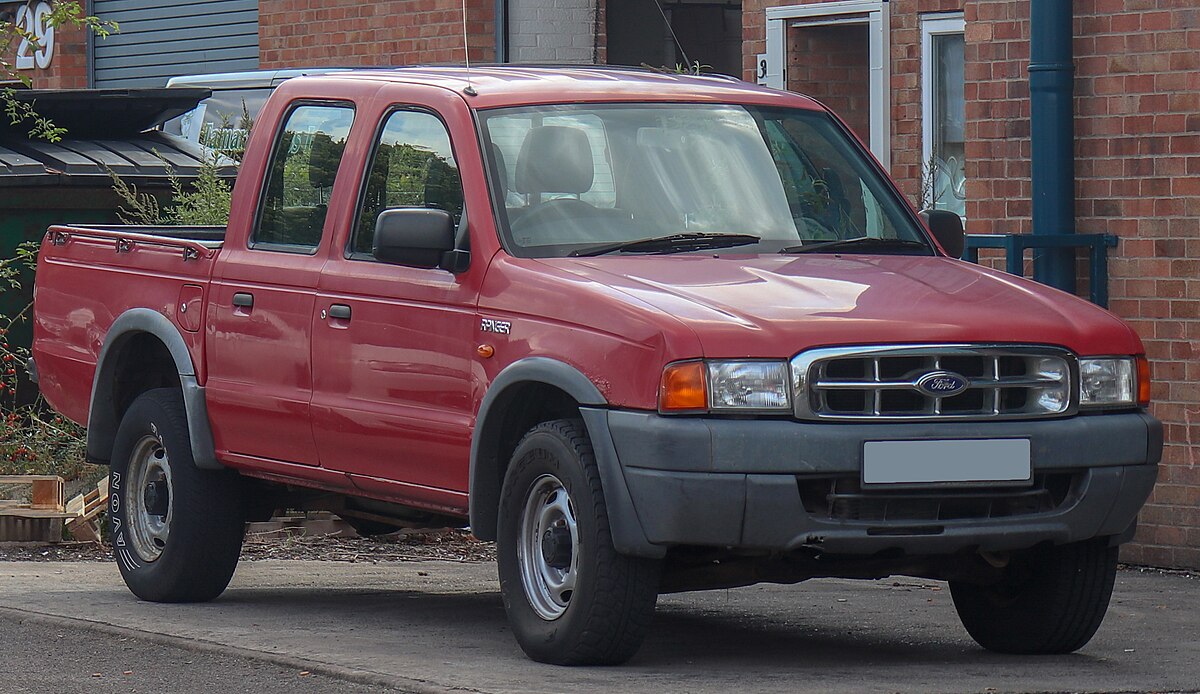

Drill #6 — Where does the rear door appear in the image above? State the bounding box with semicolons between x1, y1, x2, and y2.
206;103;355;465
311;101;479;500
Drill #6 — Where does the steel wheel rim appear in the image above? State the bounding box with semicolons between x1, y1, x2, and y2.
125;433;173;562
517;474;579;621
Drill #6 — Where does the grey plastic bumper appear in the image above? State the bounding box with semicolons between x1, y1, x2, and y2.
583;408;1161;558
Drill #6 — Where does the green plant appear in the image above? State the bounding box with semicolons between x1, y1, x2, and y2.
107;167;163;225
164;149;234;225
640;61;712;76
0;242;87;478
108;148;235;226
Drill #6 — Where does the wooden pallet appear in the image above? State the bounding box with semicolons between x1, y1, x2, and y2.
0;475;72;542
245;512;356;541
64;477;109;543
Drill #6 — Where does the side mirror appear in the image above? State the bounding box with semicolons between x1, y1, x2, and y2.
372;208;459;270
919;209;965;259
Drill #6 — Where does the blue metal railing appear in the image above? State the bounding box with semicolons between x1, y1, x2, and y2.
963;233;1119;308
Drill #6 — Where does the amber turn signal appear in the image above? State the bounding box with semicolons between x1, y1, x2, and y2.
1137;355;1151;407
659;361;707;412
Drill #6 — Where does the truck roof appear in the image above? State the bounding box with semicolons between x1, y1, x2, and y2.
299;65;823;110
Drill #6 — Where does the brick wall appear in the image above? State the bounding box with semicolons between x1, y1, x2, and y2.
259;0;495;68
1;8;88;89
748;0;1200;569
967;0;1200;569
786;25;872;142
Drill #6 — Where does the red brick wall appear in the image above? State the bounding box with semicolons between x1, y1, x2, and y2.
1;18;88;89
968;0;1200;569
748;0;1200;569
963;0;1031;236
260;0;495;68
787;25;872;142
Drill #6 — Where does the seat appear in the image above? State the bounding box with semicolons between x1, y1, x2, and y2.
511;126;600;235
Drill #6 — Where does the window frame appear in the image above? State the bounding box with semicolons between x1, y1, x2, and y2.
249;99;356;255
764;1;891;168
345;105;464;263
921;12;966;215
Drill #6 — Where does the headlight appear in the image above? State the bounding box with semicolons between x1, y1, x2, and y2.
1033;357;1071;412
660;360;791;413
1079;357;1136;407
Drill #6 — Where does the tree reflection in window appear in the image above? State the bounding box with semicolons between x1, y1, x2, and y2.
353;111;463;256
255;105;355;250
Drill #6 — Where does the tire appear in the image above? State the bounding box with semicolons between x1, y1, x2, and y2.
497;419;661;665
109;388;244;602
950;538;1119;654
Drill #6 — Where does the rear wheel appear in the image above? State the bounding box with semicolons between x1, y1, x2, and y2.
950;538;1119;654
110;388;244;602
497;419;661;665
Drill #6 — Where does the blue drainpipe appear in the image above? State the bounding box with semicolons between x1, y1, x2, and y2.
1029;0;1076;292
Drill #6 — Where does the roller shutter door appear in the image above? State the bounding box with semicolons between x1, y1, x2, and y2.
92;0;259;88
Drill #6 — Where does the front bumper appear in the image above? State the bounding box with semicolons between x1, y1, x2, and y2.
582;408;1161;558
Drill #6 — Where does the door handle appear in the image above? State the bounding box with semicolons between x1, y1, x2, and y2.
328;304;352;321
232;292;254;308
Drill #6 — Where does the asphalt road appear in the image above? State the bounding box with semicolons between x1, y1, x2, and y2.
0;559;1197;693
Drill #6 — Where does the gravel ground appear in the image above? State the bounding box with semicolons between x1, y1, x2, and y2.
0;528;496;564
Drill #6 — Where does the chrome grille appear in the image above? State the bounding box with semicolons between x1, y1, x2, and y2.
791;345;1076;421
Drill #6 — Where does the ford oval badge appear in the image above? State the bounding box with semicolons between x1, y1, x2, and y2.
916;371;969;397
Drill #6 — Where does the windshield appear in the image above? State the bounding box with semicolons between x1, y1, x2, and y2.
479;104;931;258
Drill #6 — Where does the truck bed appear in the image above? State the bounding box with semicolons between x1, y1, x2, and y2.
32;224;224;426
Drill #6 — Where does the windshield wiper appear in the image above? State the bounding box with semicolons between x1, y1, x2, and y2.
569;233;761;257
779;236;932;255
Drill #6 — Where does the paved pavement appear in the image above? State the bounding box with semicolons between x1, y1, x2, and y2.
0;560;1197;693
0;610;403;693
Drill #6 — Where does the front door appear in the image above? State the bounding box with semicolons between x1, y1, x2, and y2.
206;103;356;465
310;107;478;498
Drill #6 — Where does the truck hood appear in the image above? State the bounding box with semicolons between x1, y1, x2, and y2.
538;254;1143;358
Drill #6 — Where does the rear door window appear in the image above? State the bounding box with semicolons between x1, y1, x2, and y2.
252;104;355;253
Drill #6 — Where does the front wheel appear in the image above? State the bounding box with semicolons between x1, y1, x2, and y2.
497;419;661;665
110;388;244;602
950;538;1119;654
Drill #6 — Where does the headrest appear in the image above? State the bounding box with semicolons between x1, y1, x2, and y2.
490;142;509;193
515;126;594;195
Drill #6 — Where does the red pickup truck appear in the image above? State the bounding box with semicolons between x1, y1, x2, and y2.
31;67;1160;665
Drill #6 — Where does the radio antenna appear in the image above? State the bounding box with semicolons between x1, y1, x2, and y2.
461;0;477;96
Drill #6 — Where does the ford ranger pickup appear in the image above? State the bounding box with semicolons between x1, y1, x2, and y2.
30;66;1161;665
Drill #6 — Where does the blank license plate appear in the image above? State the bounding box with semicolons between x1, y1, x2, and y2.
862;439;1031;486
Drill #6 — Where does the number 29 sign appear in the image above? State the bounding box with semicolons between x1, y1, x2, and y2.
15;2;56;70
